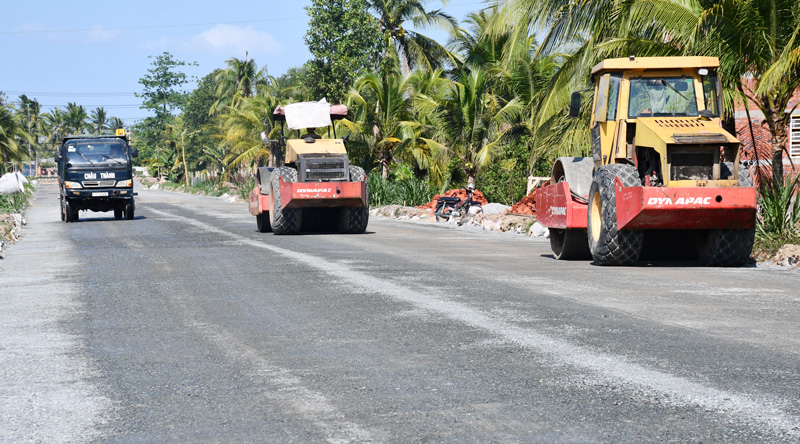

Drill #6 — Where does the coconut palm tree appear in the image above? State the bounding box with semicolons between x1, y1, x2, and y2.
425;67;524;186
109;117;125;132
0;103;32;163
693;0;800;181
213;52;271;113
43;108;67;152
219;95;281;173
64;102;88;135
493;0;800;180
347;68;417;179
90;107;108;135
367;0;458;72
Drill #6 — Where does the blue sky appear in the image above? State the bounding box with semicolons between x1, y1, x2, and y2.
1;0;484;126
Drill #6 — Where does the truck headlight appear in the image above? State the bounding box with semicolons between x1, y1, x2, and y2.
116;179;132;187
65;181;82;189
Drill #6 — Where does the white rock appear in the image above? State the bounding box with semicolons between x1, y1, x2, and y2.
530;222;550;238
481;203;510;215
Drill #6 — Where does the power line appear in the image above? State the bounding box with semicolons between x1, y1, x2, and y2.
4;91;135;97
2;17;306;35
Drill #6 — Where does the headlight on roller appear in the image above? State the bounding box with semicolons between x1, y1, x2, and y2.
116;179;132;187
65;181;82;189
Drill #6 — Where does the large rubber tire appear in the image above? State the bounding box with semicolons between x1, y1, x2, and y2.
697;229;755;266
721;162;753;187
550;228;592;260
60;197;66;222
65;199;78;223
338;166;369;234
270;167;302;235
124;200;135;220
256;213;272;233
587;164;643;265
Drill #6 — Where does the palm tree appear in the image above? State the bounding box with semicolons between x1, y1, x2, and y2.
694;0;800;181
213;52;270;112
90;107;108;135
347;69;417;179
219;95;281;173
493;0;800;181
64;102;88;135
0;103;32;163
43;108;67;152
367;0;458;72
15;95;44;164
426;67;524;186
109;117;125;132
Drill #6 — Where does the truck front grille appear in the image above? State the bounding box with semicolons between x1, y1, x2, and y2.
82;180;116;187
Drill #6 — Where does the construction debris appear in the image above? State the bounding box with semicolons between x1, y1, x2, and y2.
509;189;537;215
418;188;489;210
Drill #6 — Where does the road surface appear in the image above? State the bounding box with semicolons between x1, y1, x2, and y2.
2;181;799;442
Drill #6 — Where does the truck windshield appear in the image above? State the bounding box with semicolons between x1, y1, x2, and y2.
66;140;128;166
628;77;698;118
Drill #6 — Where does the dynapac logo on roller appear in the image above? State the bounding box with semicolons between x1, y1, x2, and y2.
297;188;333;193
648;197;712;205
548;206;567;216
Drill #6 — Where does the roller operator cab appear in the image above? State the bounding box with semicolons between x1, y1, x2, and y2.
536;56;757;266
56;130;138;222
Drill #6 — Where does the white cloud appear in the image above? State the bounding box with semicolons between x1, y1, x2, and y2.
87;25;119;43
186;24;281;57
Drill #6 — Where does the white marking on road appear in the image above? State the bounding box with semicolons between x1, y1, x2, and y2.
188;320;375;444
148;208;800;439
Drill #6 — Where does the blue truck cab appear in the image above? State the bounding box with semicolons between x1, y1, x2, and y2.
55;132;138;222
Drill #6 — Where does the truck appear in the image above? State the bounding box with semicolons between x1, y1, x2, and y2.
535;56;757;266
55;130;138;222
248;101;369;235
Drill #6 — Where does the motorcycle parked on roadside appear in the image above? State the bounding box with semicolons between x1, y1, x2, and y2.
433;185;482;222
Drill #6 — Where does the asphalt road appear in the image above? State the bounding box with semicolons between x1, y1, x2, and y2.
2;181;799;443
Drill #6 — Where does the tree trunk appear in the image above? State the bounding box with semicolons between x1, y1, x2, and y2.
768;114;789;183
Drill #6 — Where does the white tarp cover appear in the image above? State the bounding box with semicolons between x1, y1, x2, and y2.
284;99;332;130
0;172;28;195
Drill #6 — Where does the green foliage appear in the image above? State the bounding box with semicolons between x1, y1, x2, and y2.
367;170;435;206
135;52;198;160
0;183;34;214
757;174;800;238
477;137;533;205
304;0;382;102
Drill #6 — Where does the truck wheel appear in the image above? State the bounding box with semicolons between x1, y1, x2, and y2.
549;228;591;260
60;198;66;222
65;199;78;223
256;213;272;233
270;167;302;235
697;228;755;266
114;208;123;220
587;164;643;265
124;201;135;220
338;166;369;233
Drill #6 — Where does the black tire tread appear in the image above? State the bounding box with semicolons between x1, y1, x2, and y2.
271;167;302;235
338;166;369;233
698;229;755;266
588;164;643;265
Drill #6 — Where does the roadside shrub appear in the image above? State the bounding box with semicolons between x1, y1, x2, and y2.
0;183;34;214
236;176;256;201
757;174;800;237
755;174;800;255
368;171;435;207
